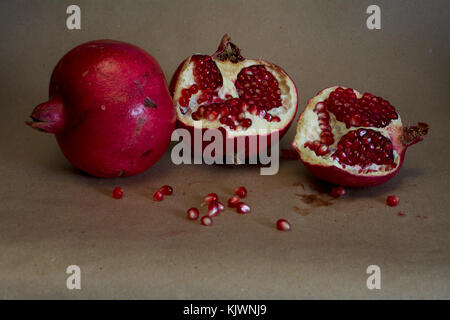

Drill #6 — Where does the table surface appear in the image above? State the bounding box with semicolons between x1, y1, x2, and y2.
0;0;449;299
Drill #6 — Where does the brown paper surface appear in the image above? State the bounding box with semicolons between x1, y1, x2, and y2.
0;0;449;299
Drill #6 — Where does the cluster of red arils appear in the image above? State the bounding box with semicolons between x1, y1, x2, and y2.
182;57;283;130
304;101;333;156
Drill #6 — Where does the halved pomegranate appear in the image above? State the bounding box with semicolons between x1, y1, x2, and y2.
170;35;298;157
292;86;429;187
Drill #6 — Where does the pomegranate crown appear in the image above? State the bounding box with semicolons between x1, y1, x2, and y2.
212;34;244;63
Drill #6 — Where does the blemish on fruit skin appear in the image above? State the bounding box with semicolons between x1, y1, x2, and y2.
134;117;146;136
82;70;89;77
144;97;157;108
140;149;152;158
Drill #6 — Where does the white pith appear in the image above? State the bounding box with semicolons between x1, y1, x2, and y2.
293;86;402;176
173;57;297;138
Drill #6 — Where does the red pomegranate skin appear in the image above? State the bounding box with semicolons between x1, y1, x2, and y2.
28;40;176;178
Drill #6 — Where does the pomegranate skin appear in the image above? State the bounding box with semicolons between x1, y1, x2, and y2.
27;40;176;178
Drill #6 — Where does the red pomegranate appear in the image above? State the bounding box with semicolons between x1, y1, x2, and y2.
27;40;176;178
169;35;298;158
292;86;429;187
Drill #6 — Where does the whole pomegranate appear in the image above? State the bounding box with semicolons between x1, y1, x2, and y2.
169;35;298;158
292;86;429;187
27;40;176;178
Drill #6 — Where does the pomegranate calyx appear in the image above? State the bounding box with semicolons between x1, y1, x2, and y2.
26;97;65;133
212;34;244;63
401;122;429;147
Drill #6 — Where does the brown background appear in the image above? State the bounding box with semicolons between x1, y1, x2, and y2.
0;0;449;299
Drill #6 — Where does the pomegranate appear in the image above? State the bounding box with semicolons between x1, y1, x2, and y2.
169;35;298;157
292;86;429;187
26;40;176;178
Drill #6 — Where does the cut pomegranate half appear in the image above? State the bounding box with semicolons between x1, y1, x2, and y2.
292;86;429;187
170;35;298;157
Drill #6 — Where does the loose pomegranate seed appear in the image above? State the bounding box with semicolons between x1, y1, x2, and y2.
386;195;399;207
276;219;291;231
236;202;251;214
112;186;124;199
153;190;164;202
234;186;247;198
228;195;240;208
331;186;346;198
187;208;199;220
217;201;225;212
200;215;213;226
325;87;398;128
203;193;218;204
207;201;220;217
159;185;173;196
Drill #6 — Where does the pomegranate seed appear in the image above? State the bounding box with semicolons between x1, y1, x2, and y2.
179;96;189;107
316;144;329;156
228;195;240;208
181;88;191;97
207;201;220;217
200;215;213;226
331;187;346;198
159;185;173;196
234;186;247;198
276;219;291;231
386;195;399;207
236;202;251;214
187;208;199;220
112;186;124;199
203;193;218;204
240;118;252;128
217;201;225;212
153;190;164;202
189;84;199;94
